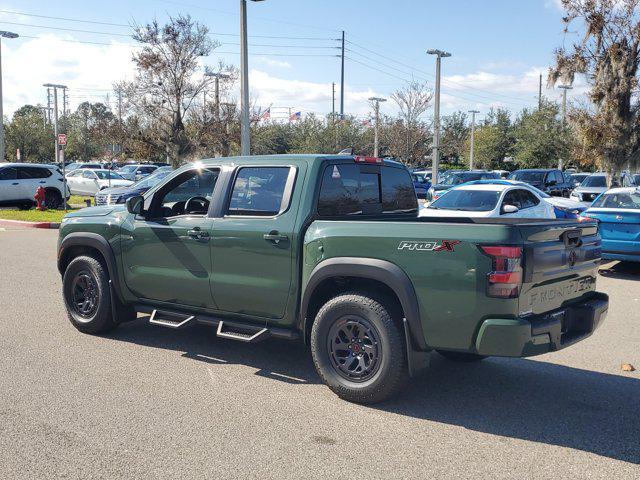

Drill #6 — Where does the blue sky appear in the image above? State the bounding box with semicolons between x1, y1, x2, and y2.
0;0;584;120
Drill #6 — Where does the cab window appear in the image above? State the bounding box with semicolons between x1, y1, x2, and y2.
151;168;219;218
227;167;293;216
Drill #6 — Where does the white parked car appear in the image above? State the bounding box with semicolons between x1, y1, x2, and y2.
117;164;158;181
0;163;70;209
420;180;584;219
65;168;133;196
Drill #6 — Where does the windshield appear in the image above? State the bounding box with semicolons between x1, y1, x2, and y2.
131;170;172;189
571;174;588;183
591;191;640;209
66;163;80;170
429;189;501;211
508;171;545;183
95;171;125;180
119;165;138;173
581;175;607;187
412;173;427;184
439;172;491;186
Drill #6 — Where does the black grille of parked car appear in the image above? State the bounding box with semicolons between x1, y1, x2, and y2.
583;193;597;202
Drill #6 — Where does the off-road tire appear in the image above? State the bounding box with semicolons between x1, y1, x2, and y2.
311;293;408;404
63;255;119;334
436;350;487;362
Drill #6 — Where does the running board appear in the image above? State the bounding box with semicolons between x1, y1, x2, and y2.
149;309;196;329
216;321;270;343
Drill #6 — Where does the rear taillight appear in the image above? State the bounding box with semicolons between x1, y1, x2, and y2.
479;245;523;298
353;155;383;164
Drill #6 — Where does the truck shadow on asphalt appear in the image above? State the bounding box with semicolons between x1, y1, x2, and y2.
111;319;640;464
599;261;640;280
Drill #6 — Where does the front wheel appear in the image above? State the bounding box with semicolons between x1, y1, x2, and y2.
311;293;408;404
45;189;62;209
63;255;119;334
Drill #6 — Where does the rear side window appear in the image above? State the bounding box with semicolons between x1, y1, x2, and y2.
318;164;417;216
0;167;17;180
228;166;292;216
18;167;52;179
517;189;540;208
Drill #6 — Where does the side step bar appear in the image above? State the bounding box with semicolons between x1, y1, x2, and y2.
149;309;196;329
216;321;270;343
136;304;299;341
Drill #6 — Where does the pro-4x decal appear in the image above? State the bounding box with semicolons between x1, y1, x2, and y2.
397;240;460;252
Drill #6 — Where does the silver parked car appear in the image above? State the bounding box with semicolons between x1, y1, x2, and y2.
569;172;635;204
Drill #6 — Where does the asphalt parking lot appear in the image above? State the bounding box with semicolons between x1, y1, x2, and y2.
0;226;639;479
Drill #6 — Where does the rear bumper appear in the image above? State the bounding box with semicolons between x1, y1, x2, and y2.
475;292;609;357
602;239;640;262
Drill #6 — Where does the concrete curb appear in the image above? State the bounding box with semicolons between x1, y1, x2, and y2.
0;218;60;229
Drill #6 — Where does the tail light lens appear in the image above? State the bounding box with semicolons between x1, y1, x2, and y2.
479;245;523;298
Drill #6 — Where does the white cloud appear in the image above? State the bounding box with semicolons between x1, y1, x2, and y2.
248;69;382;117
254;57;292;69
2;34;136;115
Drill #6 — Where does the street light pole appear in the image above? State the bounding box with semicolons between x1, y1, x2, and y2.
368;97;386;157
427;49;451;185
558;84;572;170
468;109;479;170
0;31;18;161
239;0;264;156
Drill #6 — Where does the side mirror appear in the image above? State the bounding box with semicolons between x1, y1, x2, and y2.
126;195;145;215
501;204;519;214
547;180;557;186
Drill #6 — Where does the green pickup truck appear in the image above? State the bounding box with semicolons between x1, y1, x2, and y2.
57;154;609;403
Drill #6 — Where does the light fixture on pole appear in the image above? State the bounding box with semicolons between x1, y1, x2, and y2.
427;49;451;185
557;84;573;170
0;31;18;161
468;110;480;170
368;97;386;157
240;0;265;156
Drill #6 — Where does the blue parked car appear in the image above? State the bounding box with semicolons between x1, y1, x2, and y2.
411;172;431;199
582;187;640;262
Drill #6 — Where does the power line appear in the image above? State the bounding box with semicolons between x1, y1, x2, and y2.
346;39;535;103
0;21;131;37
346;47;532;107
0;9;130;28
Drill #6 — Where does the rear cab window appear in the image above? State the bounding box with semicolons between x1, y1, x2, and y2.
227;166;296;216
317;163;418;217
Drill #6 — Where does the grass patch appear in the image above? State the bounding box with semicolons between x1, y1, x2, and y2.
69;195;93;206
0;208;79;223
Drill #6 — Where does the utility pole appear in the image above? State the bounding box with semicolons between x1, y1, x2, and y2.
43;83;67;207
205;71;231;120
368;97;386;157
46;87;52;123
468;110;480;170
332;82;336;119
240;0;265;155
340;30;345;119
538;73;543;110
62;86;68;117
558;84;572;170
427;49;451;185
0;31;18;161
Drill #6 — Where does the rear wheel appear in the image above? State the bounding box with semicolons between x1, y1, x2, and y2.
436;350;486;362
62;255;132;334
45;189;62;209
311;293;408;404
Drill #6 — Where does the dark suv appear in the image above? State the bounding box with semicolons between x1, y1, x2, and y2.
508;169;573;197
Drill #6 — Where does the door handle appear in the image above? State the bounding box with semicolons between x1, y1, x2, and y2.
187;228;209;241
263;231;289;244
39;181;46;184
12;182;19;185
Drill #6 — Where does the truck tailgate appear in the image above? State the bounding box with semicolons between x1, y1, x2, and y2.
518;221;601;316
